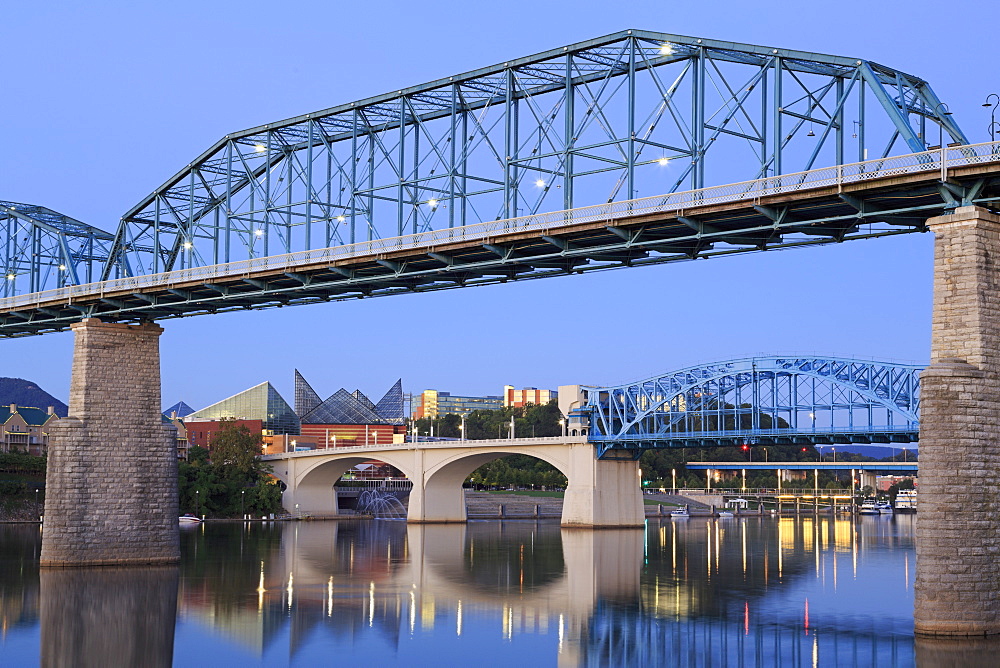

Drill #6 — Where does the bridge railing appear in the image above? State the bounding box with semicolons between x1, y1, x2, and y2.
591;424;919;443
260;435;589;459
5;141;999;311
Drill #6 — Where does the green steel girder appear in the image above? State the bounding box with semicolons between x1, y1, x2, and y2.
102;29;969;282
4;153;999;337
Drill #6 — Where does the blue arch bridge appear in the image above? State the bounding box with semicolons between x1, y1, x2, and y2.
571;356;921;459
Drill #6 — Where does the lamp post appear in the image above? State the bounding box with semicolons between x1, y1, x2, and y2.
558;418;565;437
985;94;999;141
671;468;676;494
933;102;953;181
241;489;245;520
196;489;201;519
461;414;467;441
34;488;39;520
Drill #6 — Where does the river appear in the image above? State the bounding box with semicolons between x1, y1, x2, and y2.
1;514;996;666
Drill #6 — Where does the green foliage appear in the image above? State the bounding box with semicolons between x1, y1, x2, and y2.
178;421;283;518
414;402;564;440
0;452;47;476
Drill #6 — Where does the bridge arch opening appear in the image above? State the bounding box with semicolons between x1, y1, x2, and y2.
416;450;571;524
284;455;417;517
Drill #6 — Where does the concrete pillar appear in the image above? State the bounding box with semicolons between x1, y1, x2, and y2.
41;319;179;567
562;444;645;528
916;206;1000;636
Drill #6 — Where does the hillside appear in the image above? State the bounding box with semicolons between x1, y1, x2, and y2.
0;378;68;417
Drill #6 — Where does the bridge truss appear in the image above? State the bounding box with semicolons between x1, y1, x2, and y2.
105;29;965;278
583;356;921;459
0;201;114;297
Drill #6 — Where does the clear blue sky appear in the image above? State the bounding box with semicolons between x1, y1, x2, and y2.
1;0;992;410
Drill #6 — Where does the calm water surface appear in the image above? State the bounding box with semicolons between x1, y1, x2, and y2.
1;514;995;666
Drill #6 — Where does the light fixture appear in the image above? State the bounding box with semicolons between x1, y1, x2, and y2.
5;273;14;281
657;157;670;166
183;241;193;250
535;178;546;188
807;128;815;137
336;215;346;222
427;198;438;208
58;264;67;271
660;43;674;56
254;144;266;153
254;229;264;237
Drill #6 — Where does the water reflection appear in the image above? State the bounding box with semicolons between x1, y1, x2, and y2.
1;515;930;665
41;566;177;667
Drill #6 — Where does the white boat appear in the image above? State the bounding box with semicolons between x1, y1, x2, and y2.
895;489;917;513
179;514;203;524
858;500;879;515
717;511;735;518
670;507;690;518
875;501;893;514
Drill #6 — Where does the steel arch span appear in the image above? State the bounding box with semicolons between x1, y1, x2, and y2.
105;29;965;279
0;201;114;297
583;356;922;458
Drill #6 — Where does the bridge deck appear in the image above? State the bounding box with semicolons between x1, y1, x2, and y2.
3;143;998;336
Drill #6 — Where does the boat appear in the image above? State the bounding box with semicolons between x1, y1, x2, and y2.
717;510;735;518
875;501;893;514
895;489;917;513
858;500;879;515
670;507;690;519
179;514;203;524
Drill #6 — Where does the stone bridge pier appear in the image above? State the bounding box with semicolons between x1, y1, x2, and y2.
40;318;179;567
916;206;1000;636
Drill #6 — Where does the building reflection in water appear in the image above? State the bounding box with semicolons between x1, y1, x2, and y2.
165;514;919;666
0;514;929;665
40;566;177;667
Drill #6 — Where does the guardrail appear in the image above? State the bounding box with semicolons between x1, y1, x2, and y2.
590;424;919;442
261;435;589;459
4;141;999;312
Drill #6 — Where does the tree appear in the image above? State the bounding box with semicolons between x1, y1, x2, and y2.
177;422;283;518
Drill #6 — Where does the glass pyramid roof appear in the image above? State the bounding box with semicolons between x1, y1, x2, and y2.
375;379;405;425
187;382;299;434
294;370;322;417
301;388;384;425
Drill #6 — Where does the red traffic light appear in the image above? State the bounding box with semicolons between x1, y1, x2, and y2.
742;444;749;451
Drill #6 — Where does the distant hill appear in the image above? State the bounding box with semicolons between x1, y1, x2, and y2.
0;378;68;417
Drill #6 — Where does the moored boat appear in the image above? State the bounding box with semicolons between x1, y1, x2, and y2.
179;514;202;524
858;500;879;515
875;501;893;514
670;507;690;519
894;489;917;513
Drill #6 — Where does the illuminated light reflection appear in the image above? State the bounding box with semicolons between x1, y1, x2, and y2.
409;590;416;634
456;600;463;636
804;598;809;635
369;581;375;627
327;576;334;617
558;614;564;654
257;562;266;612
287;572;294;610
744;601;749;635
813;634;819;667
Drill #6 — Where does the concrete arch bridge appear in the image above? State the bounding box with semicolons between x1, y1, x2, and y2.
264;436;645;527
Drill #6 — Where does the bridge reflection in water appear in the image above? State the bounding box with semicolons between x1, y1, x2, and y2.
1;518;997;665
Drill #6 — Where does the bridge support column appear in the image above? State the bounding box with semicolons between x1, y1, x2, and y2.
562;443;644;528
917;206;1000;636
41;318;179;567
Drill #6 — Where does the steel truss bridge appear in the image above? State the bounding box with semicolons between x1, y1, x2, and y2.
583;356;921;459
2;30;999;337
